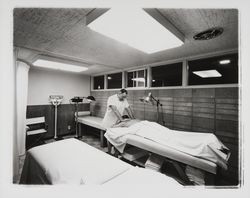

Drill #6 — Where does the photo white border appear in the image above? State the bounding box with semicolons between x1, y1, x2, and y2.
0;0;249;198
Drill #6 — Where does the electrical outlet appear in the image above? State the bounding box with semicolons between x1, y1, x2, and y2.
67;125;71;130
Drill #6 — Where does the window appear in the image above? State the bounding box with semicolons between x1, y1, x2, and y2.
93;75;104;90
151;62;182;87
107;72;122;89
188;53;238;85
127;69;147;88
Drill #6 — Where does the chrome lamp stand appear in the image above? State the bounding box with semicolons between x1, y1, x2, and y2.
49;95;63;141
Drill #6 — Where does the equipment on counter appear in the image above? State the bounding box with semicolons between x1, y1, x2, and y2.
70;96;95;138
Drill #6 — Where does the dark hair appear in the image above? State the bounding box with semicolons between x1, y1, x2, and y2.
120;89;128;94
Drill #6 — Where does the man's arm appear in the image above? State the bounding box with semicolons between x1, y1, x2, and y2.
125;106;135;119
109;105;123;121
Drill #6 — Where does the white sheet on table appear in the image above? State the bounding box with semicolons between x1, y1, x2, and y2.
103;166;181;186
105;121;230;169
29;138;131;184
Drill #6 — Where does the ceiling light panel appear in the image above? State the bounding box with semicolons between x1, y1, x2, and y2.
132;77;145;82
193;70;222;78
33;59;88;72
88;8;183;54
219;59;231;64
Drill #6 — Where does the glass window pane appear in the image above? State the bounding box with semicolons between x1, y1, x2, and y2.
137;70;145;87
107;72;122;89
188;53;238;85
93;75;104;90
151;62;182;87
127;69;147;88
127;71;135;87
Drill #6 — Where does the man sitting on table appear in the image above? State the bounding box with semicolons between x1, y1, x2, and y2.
102;89;135;155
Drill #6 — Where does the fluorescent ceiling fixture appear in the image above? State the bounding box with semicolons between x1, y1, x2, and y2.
193;70;222;78
219;59;231;64
132;77;145;82
33;59;88;72
88;8;183;54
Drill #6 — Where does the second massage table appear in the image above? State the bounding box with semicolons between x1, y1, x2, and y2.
20;138;180;186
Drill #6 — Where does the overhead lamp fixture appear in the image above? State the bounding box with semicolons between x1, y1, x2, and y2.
139;92;165;125
88;8;183;54
33;59;88;72
219;59;231;65
107;76;112;80
193;70;222;78
132;77;145;82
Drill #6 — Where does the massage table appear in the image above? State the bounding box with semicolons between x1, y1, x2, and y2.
76;116;225;185
77;115;106;147
19;138;180;186
125;134;217;185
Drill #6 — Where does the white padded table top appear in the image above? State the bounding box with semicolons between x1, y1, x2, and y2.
77;117;217;174
126;134;217;174
77;116;106;131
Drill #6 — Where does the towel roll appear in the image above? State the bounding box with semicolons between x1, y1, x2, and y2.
75;111;91;117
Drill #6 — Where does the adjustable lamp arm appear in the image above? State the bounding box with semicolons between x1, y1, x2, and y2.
151;95;162;107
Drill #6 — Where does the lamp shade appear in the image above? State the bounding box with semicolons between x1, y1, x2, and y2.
140;92;154;104
86;95;95;102
70;96;95;103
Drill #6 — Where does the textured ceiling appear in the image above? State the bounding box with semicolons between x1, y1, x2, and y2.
14;8;238;75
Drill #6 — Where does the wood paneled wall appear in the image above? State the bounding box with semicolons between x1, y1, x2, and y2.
26;103;89;139
91;87;239;185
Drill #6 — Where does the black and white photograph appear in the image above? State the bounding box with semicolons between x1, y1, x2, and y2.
0;0;249;198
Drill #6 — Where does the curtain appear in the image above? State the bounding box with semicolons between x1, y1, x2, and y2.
13;59;30;181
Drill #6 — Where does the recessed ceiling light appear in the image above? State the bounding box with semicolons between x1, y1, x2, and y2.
88;8;183;54
132;77;145;82
193;70;222;78
33;59;88;72
219;59;231;64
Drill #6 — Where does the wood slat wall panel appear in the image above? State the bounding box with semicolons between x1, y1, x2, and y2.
193;107;215;114
216;131;238;138
216;114;238;121
173;115;192;127
215;88;238;98
216;120;238;134
216;103;238;110
193;112;215;119
193;102;215;108
191;126;213;133
192;88;215;98
162;113;173;127
192;117;215;131
216;99;238;104
216;109;238;115
192;97;215;103
91;87;239;184
173;89;192;97
134;110;145;120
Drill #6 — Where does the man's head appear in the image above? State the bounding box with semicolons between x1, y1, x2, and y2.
117;89;128;101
